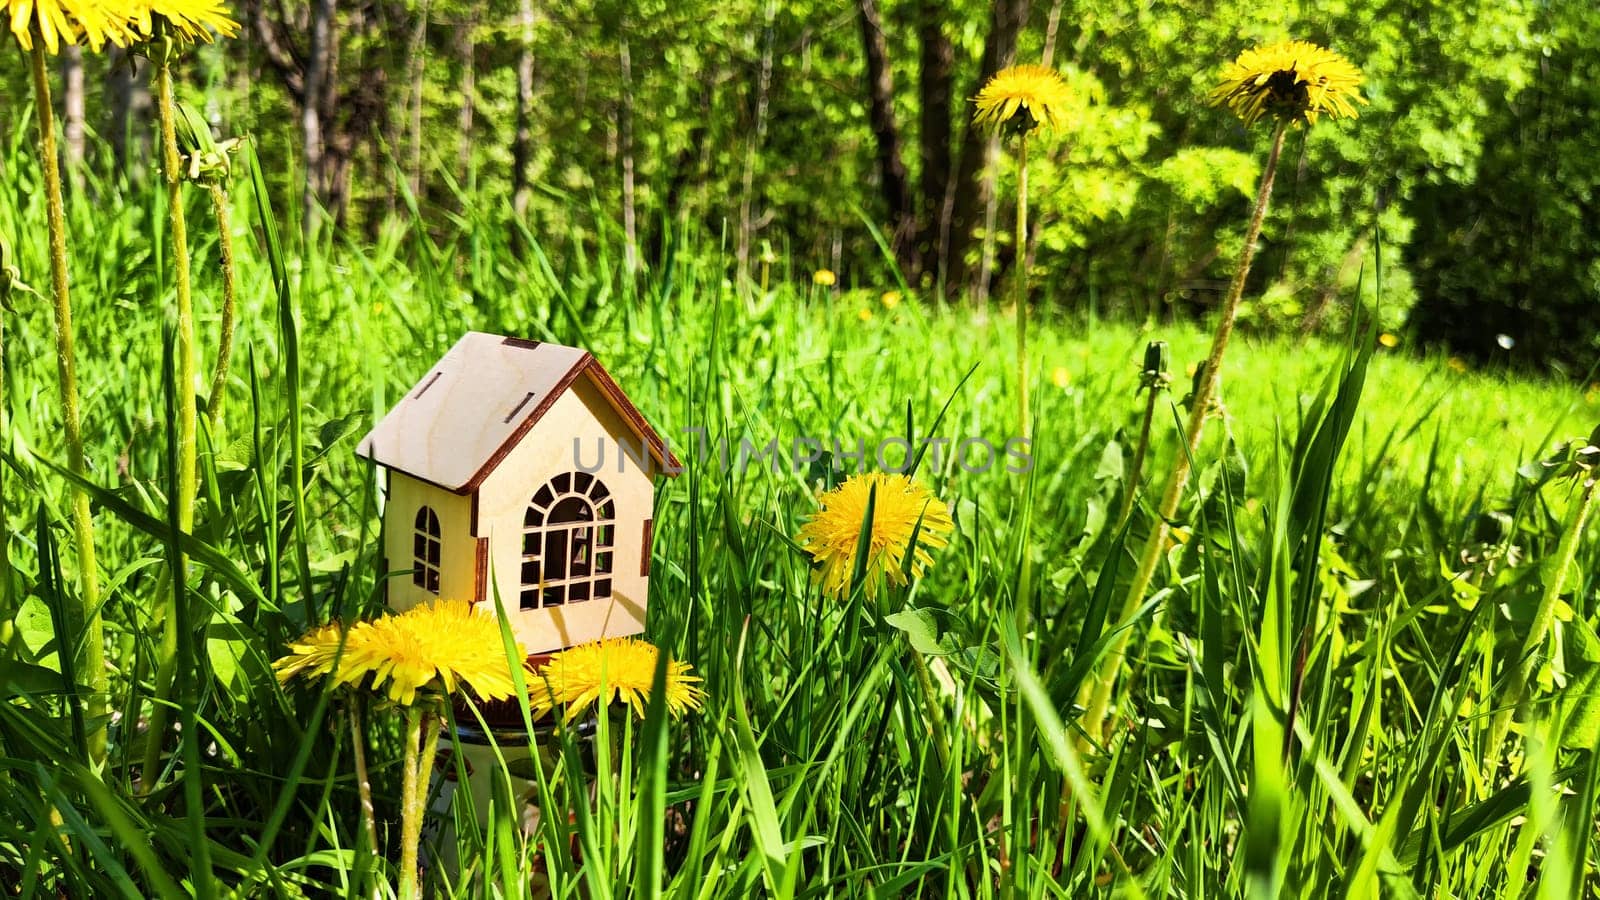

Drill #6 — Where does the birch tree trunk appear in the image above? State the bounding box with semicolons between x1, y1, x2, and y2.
456;10;476;204
512;0;536;228
619;35;638;274
736;0;775;283
61;47;85;189
105;50;150;178
302;0;334;238
406;0;430;204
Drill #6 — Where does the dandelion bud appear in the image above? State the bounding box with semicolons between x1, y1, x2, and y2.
0;234;37;310
1139;340;1171;392
1473;510;1513;546
1183;360;1214;411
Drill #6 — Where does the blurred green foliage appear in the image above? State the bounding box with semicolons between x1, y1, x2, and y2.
1407;1;1600;376
2;0;1594;371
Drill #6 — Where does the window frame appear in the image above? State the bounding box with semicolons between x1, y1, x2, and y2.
412;506;442;594
519;471;617;610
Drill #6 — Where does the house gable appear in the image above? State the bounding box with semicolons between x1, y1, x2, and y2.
360;332;670;655
356;333;680;495
476;377;655;652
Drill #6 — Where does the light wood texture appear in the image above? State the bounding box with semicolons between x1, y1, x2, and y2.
363;333;673;654
477;375;655;653
358;333;589;491
357;332;680;492
385;472;476;612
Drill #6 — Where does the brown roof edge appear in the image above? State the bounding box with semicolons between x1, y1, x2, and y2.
458;353;592;494
580;358;684;477
454;352;683;494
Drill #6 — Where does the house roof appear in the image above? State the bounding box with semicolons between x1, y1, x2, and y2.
356;332;681;493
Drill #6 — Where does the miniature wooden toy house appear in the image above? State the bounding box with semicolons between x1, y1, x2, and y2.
356;333;679;655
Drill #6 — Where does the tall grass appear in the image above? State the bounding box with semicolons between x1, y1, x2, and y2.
1;133;1599;896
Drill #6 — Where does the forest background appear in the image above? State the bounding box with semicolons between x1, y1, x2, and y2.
1;0;1594;372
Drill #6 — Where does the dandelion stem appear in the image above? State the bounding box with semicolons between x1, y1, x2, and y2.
399;704;442;900
1080;120;1289;745
204;184;238;434
399;706;422;900
0;281;9;634
30;43;107;770
141;58;202;790
1013;134;1038;632
1118;385;1161;529
1015;133;1031;440
1488;478;1598;766
909;650;952;771
156;60;198;534
348;701;376;865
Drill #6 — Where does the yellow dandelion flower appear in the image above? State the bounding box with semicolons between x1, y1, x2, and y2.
3;0;128;53
1209;39;1365;128
812;269;837;287
1378;332;1400;348
797;472;954;599
531;637;704;723
973;64;1073;136
1051;366;1071;388
858;308;873;322
271;621;358;685
880;290;902;309
120;0;236;43
274;600;527;707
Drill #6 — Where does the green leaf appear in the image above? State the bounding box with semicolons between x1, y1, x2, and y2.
0;658;67;697
884;608;947;656
13;596;58;663
730;620;789;896
214;431;259;471
310;410;364;464
1094;437;1124;482
1560;665;1600;750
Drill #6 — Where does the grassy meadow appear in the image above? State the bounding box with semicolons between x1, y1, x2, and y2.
5;128;1600;897
5;5;1600;893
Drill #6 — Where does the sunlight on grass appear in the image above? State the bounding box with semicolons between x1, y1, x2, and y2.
1;15;1598;898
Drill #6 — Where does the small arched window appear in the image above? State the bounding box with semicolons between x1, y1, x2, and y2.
520;472;615;609
413;506;441;594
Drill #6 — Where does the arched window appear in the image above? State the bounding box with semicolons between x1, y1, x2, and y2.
413;506;442;593
520;471;615;609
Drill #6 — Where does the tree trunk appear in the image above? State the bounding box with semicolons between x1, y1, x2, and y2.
511;0;536;228
736;1;776;282
855;0;917;278
406;0;429;204
1041;0;1065;66
917;0;954;290
975;162;1000;305
106;49;150;178
945;0;1031;299
301;0;334;238
456;11;476;203
61;47;85;189
619;36;638;274
649;71;713;271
